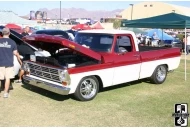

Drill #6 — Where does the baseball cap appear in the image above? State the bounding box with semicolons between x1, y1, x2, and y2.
2;27;10;35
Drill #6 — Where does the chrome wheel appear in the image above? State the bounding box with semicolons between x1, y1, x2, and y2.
80;78;97;99
156;66;167;82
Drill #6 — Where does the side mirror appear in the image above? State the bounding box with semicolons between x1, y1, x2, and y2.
118;47;127;55
118;51;127;55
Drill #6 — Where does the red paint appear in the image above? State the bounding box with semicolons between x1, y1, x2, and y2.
23;34;101;61
71;24;92;30
23;34;180;75
140;47;180;62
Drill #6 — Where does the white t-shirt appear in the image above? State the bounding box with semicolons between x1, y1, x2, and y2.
137;39;140;44
67;33;75;41
187;36;190;45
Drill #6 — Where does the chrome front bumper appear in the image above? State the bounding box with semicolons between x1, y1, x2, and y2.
23;76;70;95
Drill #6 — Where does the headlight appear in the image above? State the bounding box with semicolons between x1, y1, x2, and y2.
23;62;30;72
58;70;71;86
59;70;66;81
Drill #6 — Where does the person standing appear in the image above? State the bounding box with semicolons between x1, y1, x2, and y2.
21;26;30;36
182;35;186;53
151;32;159;46
0;28;22;98
14;43;35;83
186;34;190;55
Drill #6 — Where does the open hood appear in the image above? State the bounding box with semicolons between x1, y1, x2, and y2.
22;34;101;61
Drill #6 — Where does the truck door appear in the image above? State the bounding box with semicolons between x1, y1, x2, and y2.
112;35;141;85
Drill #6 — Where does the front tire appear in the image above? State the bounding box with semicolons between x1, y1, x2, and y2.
74;76;99;101
150;65;167;84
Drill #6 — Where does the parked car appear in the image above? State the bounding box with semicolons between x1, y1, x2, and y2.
0;26;50;76
22;30;181;101
164;38;186;52
171;38;183;51
32;29;73;41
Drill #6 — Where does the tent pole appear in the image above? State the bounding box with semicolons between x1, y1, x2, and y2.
162;29;163;45
185;28;187;81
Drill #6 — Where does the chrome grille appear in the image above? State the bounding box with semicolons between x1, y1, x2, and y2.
27;62;60;83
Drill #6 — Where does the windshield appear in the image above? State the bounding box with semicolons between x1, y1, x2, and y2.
74;33;114;52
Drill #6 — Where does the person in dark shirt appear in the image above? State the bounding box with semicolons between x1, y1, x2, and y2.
14;43;35;83
0;27;22;98
21;26;30;36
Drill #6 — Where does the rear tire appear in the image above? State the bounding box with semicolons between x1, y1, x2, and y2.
74;76;99;101
150;65;167;84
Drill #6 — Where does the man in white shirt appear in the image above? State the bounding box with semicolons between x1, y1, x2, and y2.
186;34;190;55
67;32;75;41
152;32;159;46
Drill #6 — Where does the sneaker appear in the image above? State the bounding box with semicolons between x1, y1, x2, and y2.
3;93;9;98
14;80;22;83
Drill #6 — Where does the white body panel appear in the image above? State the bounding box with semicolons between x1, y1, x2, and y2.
112;64;141;85
139;56;180;79
68;67;115;94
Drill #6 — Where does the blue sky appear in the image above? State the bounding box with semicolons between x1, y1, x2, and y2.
0;1;190;16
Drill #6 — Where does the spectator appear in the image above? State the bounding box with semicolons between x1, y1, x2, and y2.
14;43;35;83
21;26;30;36
137;37;141;44
67;32;75;41
0;28;22;98
182;35;186;53
151;32;159;46
186;34;190;55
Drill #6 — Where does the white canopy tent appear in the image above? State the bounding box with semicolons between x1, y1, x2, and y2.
0;11;37;26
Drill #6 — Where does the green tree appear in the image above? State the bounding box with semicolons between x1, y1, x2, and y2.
176;34;184;41
113;19;122;29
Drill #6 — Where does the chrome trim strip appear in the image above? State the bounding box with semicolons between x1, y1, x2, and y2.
25;61;62;83
25;61;64;71
23;76;70;95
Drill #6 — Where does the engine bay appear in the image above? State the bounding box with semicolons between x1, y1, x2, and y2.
35;48;99;68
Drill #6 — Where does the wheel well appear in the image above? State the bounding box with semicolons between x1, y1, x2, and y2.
93;75;103;90
151;64;169;77
162;64;168;71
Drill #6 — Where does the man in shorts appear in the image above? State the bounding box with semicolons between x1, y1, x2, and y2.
14;43;34;83
0;27;22;98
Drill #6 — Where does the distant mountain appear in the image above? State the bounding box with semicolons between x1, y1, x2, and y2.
25;8;124;20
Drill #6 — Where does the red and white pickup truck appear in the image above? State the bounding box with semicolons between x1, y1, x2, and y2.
22;30;181;101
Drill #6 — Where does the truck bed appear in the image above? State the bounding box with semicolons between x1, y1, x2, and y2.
138;45;171;52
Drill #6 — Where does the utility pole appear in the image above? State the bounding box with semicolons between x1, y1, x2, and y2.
130;4;134;20
60;1;62;23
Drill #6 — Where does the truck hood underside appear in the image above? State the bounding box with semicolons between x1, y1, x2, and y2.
22;34;102;61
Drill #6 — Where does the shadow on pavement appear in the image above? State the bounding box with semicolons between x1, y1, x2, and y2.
21;83;76;101
21;78;154;101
